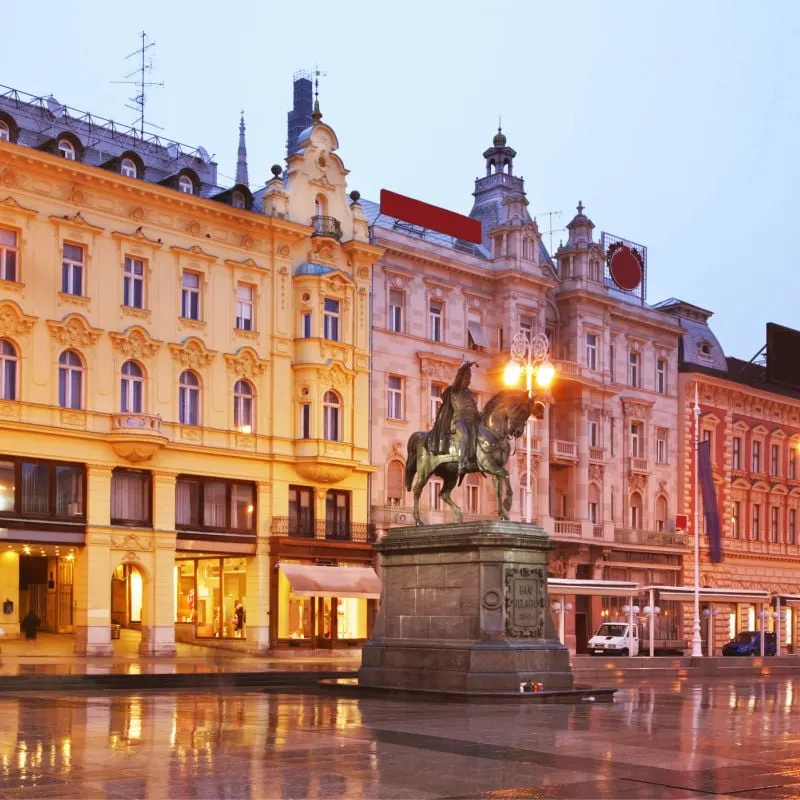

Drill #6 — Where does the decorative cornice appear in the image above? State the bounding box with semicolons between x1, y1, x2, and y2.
169;337;216;369
0;195;37;218
170;244;217;262
0;301;36;337
224;347;270;379
109;327;162;359
48;211;104;234
111;226;163;248
47;314;102;348
224;256;270;275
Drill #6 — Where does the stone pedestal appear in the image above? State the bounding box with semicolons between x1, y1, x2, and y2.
359;521;573;694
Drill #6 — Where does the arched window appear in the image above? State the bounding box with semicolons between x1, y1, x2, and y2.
233;379;254;432
121;157;137;178
630;492;643;530
231;191;245;209
58;139;76;160
655;495;669;532
314;194;327;217
0;338;17;400
0;121;9;142
323;390;340;441
58;350;83;409
588;483;600;524
120;361;144;414
178;370;200;426
386;461;404;506
178;175;194;194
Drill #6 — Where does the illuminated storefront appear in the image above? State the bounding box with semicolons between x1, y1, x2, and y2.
175;557;248;639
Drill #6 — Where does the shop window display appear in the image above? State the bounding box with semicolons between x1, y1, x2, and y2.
176;556;247;638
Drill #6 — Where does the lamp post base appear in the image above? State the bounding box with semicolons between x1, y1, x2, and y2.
690;618;703;657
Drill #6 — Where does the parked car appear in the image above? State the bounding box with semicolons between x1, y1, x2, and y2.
721;631;777;657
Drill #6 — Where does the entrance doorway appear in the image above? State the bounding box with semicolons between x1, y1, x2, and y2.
111;564;143;628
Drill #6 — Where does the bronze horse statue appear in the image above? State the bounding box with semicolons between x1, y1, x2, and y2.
405;389;544;526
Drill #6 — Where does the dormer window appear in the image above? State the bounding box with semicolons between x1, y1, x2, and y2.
231;191;245;209
178;175;194;194
58;139;75;160
121;158;137;178
699;342;711;357
0;122;9;142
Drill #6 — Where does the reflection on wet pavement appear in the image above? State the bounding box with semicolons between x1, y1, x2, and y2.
1;678;800;798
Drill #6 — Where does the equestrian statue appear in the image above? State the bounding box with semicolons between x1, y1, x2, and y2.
405;361;545;527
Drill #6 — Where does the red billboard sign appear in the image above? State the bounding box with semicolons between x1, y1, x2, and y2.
379;189;482;244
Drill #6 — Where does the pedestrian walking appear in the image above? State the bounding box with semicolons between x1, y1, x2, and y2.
21;609;39;643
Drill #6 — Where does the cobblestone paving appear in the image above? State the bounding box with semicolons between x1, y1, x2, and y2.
1;678;799;798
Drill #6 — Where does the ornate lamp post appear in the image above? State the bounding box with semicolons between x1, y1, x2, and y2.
503;332;555;524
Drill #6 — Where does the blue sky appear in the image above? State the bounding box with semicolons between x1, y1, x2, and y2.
3;0;797;359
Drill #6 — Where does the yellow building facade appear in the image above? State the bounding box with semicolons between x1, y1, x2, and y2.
0;96;380;655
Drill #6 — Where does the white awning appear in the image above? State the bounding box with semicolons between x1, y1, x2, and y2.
279;564;381;600
644;585;771;604
547;578;639;597
467;320;487;348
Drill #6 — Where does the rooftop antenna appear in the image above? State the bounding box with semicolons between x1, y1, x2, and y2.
537;209;564;255
112;31;165;139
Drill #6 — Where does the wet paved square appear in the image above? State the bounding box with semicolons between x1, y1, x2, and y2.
1;677;799;798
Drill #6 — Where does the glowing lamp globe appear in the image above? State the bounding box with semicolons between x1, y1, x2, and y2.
503;361;522;387
535;360;556;388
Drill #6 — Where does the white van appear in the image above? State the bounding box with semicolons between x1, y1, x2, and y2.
588;622;639;656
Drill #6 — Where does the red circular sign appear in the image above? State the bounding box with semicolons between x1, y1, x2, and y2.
609;245;642;291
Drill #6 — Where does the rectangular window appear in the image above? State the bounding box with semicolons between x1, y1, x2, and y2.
388;289;404;333
752;503;760;541
430;479;442;511
609;344;615;382
110;468;151;525
771;444;780;476
123;256;145;309
628;351;639;387
610;417;616;456
387;376;403;420
790;450;797;480
181;272;201;320
325;490;350;540
771;506;780;543
175;476;255;533
519;316;532;341
302;312;312;338
588;420;598;448
732;437;742;470
288;485;314;537
300;404;311;439
752;441;761;473
656;359;667;394
630;422;643;458
585;333;597;370
236;284;254;331
732;501;741;539
61;243;84;296
2;458;85;519
430;383;443;425
789;509;796;545
466;483;479;514
323;298;340;341
656;428;668;464
467;310;487;350
429;300;442;342
0;229;18;282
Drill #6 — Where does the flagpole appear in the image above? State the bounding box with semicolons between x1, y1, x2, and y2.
691;382;703;657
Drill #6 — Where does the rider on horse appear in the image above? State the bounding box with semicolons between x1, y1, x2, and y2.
429;361;480;477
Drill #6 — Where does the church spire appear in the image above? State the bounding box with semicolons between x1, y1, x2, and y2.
236;111;249;187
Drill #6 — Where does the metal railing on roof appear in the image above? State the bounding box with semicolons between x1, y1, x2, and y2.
0;84;214;164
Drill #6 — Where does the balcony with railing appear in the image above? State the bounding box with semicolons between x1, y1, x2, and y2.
311;215;343;240
613;527;688;550
589;446;606;462
109;412;168;463
550;439;578;463
629;456;650;474
271;516;376;544
553;519;582;538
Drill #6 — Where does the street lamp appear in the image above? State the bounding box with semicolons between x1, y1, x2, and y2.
504;332;555;524
551;599;573;645
644;605;661;658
